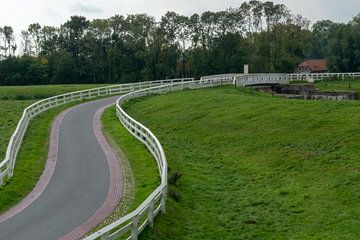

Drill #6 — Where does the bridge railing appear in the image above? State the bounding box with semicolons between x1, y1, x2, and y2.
200;73;241;84
85;79;232;240
0;78;194;186
234;73;290;86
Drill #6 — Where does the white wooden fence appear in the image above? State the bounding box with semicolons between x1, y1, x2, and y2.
288;72;360;81
204;72;360;86
0;79;193;186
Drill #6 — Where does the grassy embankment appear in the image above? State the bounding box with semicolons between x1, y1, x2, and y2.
103;85;360;239
0;84;109;213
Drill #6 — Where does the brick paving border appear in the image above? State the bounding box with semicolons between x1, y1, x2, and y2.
60;104;123;240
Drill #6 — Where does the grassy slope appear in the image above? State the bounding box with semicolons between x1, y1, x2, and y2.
0;84;109;213
101;107;159;212
117;86;360;240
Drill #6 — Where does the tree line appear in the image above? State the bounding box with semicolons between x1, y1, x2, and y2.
0;0;359;85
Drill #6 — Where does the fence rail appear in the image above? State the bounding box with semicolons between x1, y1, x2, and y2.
0;78;193;186
288;72;360;81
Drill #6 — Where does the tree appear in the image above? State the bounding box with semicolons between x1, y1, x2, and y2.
0;26;15;58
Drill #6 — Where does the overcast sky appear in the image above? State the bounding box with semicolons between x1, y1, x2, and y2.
1;0;360;36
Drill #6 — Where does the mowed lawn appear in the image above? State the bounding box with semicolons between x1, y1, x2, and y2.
116;86;360;239
0;84;109;213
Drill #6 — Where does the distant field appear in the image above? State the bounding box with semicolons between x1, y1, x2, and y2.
112;86;360;239
0;84;110;100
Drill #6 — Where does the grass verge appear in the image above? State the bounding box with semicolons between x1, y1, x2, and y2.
101;107;159;218
116;86;360;240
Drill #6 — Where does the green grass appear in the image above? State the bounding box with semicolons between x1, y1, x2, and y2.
101;107;159;212
111;86;360;239
0;84;110;100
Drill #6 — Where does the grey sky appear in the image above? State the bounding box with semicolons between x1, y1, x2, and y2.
1;0;360;36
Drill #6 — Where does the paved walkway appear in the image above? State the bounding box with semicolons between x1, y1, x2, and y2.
0;97;123;240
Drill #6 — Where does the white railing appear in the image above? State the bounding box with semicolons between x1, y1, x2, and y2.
234;73;290;86
288;72;360;81
200;73;241;84
85;79;232;240
0;78;194;186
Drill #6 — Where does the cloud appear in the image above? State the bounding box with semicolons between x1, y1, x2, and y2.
43;6;62;18
71;2;104;14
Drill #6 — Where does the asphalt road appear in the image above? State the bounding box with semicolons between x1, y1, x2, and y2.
0;97;119;240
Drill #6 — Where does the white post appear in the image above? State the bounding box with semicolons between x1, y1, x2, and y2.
244;64;249;74
148;200;155;228
131;216;139;240
160;187;167;214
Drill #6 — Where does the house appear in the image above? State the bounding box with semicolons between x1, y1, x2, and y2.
296;59;328;74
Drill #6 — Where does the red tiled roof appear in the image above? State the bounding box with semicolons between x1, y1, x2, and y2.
298;59;327;72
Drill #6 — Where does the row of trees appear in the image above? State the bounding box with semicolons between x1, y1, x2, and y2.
0;1;358;85
309;16;360;72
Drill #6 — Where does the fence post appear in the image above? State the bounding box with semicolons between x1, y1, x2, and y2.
160;186;167;214
131;216;139;240
148;199;155;228
7;162;13;178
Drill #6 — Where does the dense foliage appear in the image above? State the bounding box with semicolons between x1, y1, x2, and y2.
0;1;358;85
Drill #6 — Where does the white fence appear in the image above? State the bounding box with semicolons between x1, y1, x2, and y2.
201;72;360;86
85;79;232;240
0;79;194;186
288;72;360;81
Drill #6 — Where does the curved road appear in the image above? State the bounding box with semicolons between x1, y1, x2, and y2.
0;97;121;240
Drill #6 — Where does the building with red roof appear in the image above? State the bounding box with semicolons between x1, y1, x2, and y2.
296;59;328;73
